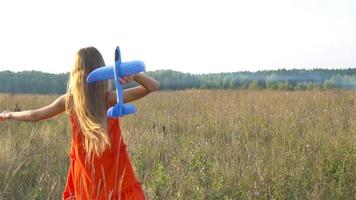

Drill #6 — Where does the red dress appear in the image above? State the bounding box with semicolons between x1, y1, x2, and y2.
62;94;145;200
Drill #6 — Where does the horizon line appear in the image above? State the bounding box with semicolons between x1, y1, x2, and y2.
1;67;356;75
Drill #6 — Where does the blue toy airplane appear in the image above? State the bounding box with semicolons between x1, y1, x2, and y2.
86;46;146;118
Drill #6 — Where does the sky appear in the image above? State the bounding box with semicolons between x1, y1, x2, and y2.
0;0;355;74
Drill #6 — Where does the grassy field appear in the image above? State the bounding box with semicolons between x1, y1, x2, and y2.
0;90;355;199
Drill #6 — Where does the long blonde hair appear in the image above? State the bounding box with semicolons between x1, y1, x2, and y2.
66;47;111;156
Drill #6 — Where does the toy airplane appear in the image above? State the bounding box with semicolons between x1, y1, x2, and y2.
87;46;145;118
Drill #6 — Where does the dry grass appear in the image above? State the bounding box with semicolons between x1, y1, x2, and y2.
0;90;356;199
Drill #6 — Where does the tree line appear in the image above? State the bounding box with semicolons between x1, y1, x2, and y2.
0;68;356;94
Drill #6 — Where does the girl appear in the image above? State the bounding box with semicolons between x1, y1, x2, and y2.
0;47;159;199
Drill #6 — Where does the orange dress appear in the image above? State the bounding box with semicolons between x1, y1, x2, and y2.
62;94;145;200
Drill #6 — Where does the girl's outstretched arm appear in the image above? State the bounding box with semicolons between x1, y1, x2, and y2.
0;94;66;122
108;73;160;106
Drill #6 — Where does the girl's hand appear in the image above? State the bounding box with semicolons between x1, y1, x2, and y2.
119;75;134;84
0;111;11;122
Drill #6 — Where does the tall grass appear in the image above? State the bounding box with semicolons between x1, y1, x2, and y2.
0;90;355;199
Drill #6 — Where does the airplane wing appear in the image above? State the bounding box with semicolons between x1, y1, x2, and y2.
119;61;146;77
87;65;114;83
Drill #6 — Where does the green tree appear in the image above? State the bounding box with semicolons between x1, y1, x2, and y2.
248;80;260;90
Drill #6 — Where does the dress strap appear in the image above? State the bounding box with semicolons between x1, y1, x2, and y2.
105;90;109;109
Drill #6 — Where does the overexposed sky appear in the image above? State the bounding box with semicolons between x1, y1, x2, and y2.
0;0;355;74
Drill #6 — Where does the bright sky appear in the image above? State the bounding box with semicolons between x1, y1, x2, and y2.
0;0;355;74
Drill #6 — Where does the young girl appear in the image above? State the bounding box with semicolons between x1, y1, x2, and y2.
0;47;159;199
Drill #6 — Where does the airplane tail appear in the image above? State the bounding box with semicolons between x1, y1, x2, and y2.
107;103;136;118
107;104;120;118
121;104;136;116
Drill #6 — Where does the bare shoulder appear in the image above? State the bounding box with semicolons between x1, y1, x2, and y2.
58;94;67;102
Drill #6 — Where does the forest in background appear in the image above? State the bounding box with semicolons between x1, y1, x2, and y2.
1;68;356;94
